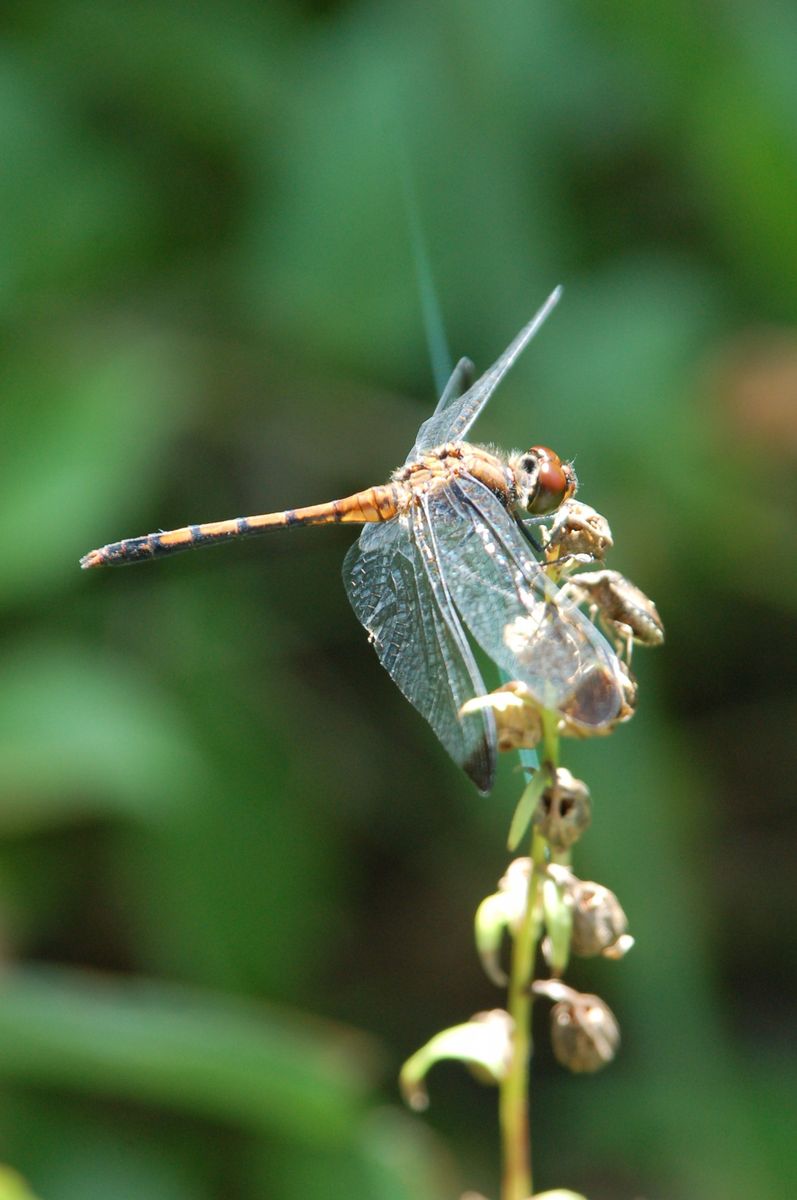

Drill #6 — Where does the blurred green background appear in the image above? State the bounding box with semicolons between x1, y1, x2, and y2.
1;3;795;1198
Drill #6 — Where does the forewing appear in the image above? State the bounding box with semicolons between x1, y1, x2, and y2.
406;286;562;462
430;356;475;417
343;519;497;791
426;475;624;726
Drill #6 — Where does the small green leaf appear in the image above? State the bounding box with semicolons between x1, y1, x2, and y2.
542;875;572;976
507;772;546;851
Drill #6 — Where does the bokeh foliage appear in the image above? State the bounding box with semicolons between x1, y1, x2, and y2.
1;3;795;1198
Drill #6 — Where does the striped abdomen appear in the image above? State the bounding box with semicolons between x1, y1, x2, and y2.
80;484;400;569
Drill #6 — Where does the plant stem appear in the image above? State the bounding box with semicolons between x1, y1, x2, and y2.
499;713;560;1200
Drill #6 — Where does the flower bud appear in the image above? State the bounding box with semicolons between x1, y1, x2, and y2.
399;1010;514;1111
533;767;591;851
474;859;531;985
498;857;532;930
570;880;629;958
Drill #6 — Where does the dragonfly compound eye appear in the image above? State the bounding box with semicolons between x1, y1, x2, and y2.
516;446;576;516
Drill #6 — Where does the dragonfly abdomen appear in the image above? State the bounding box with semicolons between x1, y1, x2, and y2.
79;484;400;568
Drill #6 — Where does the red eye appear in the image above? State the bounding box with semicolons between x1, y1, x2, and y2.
525;446;575;515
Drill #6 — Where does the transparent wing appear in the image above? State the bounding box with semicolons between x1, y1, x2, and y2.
430;356;475;417
406;286;562;463
426;475;624;727
343;519;497;791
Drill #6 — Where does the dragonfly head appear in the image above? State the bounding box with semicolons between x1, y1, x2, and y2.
510;446;577;516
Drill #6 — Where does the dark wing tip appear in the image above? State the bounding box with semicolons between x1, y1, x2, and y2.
463;738;496;795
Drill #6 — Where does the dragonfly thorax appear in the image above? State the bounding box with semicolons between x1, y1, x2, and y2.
393;442;515;509
508;446;576;517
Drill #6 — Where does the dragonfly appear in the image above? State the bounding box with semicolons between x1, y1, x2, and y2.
81;287;624;792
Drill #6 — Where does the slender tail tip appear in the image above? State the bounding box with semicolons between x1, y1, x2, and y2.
79;548;105;570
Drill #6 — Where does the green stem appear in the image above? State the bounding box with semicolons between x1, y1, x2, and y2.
499;712;560;1200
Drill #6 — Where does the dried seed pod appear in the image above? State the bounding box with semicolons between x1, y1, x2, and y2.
559;659;638;738
564;568;664;658
544;499;614;563
570;880;629;958
460;682;543;752
493;683;544;751
602;933;635;960
533;767;591;851
549;990;620;1073
558;661;627;734
615;660;638;719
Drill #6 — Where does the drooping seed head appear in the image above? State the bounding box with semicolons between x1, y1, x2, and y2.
533;767;592;851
